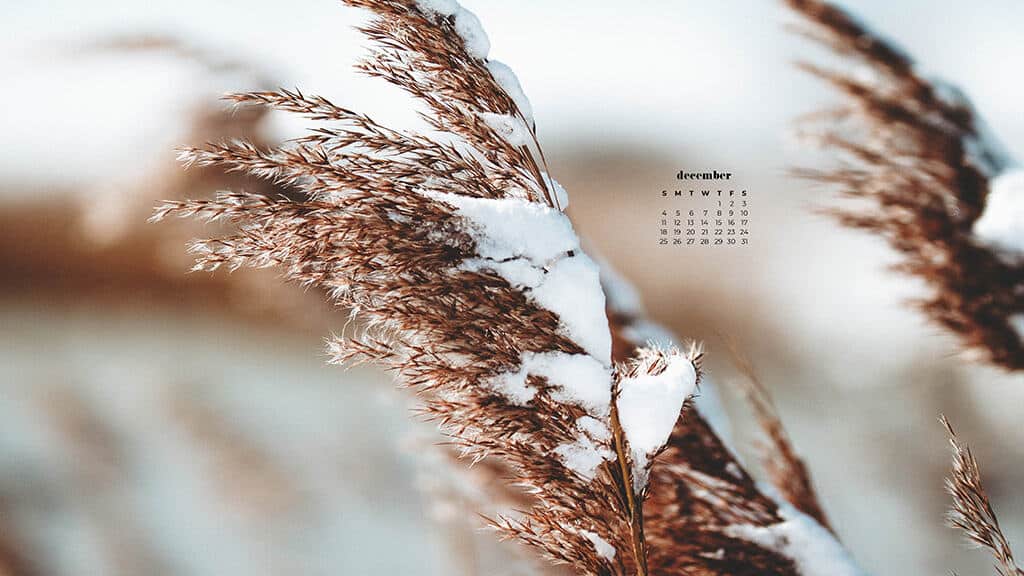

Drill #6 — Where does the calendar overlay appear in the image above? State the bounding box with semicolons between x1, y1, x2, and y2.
658;170;749;247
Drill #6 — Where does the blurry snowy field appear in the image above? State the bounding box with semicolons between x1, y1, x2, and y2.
0;306;445;575
1;1;1023;575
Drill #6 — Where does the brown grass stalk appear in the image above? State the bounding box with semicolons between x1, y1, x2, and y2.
609;401;649;576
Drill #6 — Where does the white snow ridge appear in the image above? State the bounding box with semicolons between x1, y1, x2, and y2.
974;168;1024;261
427;191;611;362
486;60;535;125
414;0;490;59
430;187;620;483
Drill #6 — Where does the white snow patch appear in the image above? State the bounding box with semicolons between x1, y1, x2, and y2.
724;504;866;576
429;192;612;362
499;354;616;485
414;1;489;59
576;416;611;443
974;169;1024;260
1009;314;1024;343
927;77;1012;176
693;373;734;450
459;257;544;289
530;254;611;362
554;433;612;481
486;60;534;125
618;354;696;455
479;112;532;147
553;180;569;211
541;171;569;211
930;77;970;111
426;192;579;266
616;351;697;490
725;462;743;480
453;7;490;59
598;259;644;318
414;0;459;17
527;352;612;418
580;530;616;561
486;352;612;418
482;362;538;406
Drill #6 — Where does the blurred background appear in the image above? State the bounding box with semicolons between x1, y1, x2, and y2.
1;1;1022;575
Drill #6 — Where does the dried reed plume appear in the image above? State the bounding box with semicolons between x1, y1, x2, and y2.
942;417;1024;576
155;2;650;572
785;0;1024;370
155;1;855;574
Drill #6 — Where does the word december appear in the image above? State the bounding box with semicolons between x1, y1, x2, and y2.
676;170;733;180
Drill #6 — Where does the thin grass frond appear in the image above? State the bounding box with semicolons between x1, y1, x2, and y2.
724;338;832;532
942;416;1024;576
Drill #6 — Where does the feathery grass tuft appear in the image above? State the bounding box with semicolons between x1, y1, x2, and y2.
785;0;1024;371
155;2;858;574
943;416;1024;576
